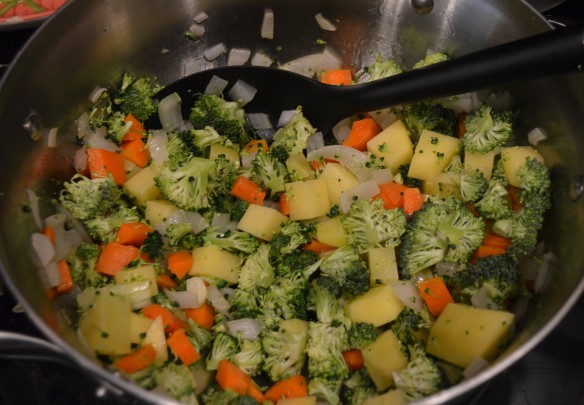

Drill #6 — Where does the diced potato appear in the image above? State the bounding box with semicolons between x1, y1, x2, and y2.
114;265;159;296
408;130;461;181
285;179;331;221
315;216;348;248
362;389;407;405
286;153;315;180
362;330;408;391
237;204;288;241
320;163;359;204
500;146;544;187
367;120;414;173
368;247;399;286
209;143;240;165
281;318;309;335
190;245;241;285
464;150;495;181
78;293;132;355
278;397;317;405
124;166;162;208
143;315;168;363
423;172;461;198
144;200;179;226
426;303;515;368
344;285;404;327
129;312;153;345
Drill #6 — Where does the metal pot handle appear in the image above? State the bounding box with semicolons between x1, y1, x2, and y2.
0;331;73;367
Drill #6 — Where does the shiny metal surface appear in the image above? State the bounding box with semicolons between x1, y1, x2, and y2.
0;1;582;404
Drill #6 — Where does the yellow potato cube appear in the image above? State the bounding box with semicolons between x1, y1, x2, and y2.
362;389;407;405
426;303;515;368
315;216;348;248
367;120;414;173
129;312;153;345
144;200;179;226
209;143;240;165
237;204;288;241
124;166;162;208
143;315;168;362
408;130;461;181
286;153;315;180
500;146;544;187
362;330;408;391
464;150;495;181
190;245;242;285
320;163;359;205
368;247;399;286
285;179;331;221
423;172;462;198
344;285;404;327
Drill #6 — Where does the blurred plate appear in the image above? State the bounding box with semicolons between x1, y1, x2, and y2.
0;0;68;31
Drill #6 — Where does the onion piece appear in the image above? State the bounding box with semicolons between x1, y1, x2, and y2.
307;145;368;174
340;180;380;213
204;43;227;62
463;357;489;379
47;127;58;148
261;8;274;39
277;110;297;128
227;80;257;106
193;11;208;23
207;285;230;315
306;132;325;153
369;108;398;129
188;23;205;39
528;127;548;146
370;168;393;185
186;277;207;304
434;261;464;277
226;318;263;341
149;130;169;168
74;147;88;172
204;75;229;96
228;48;252;66
470;285;498;310
211;212;232;233
534;252;555;294
26;188;42;230
185;211;209;234
30;233;55;267
279;47;342;77
389;281;424;311
241;151;257;169
247;113;273;130
158;93;184;130
164;288;202;309
183;58;203;76
109;281;152;310
44;261;62;288
85;127;118;151
315;13;337;31
485;91;513;110
88;87;107;103
251;52;274;67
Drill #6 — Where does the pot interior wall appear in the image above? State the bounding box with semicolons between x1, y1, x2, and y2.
0;0;582;402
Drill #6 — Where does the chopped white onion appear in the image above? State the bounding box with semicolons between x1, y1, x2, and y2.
188;23;206;39
228;48;252;66
109;281;152;310
226;318;263;341
205;76;229;97
88;87;107;103
149;130;169;168
470;285;498;310
183;58;203;76
370;168;393;185
204;43;227;61
207;285;230;315
73;147;88;172
44;261;62;288
280;47;342;77
166;210;190;226
85;126;118;151
277;110;297;128
369;108;398;129
306;132;325;154
47;127;58;148
389;281;424;311
76;112;92;139
261;8;274;39
251;52;274;67
26;188;42;230
55;205;92;243
463;357;489;379
158;93;184;130
186;277;207;304
211;212;232;233
160;48;170;55
340;180;380;213
227;80;257;106
241;151;256;169
247;113;273;130
314;13;337;31
527;127;548;146
307;145;369;175
333;123;351;145
534;252;554;294
262;200;280;211
185;211;209;234
164;288;202;309
485;91;513;110
193;11;208;23
30;233;55;267
434;261;464;277
45;214;77;261
438;93;476;113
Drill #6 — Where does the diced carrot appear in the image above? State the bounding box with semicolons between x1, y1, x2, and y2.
156;274;179;289
114;344;157;374
342;349;365;372
43;226;56;246
483;233;512;251
303;239;337;254
167;250;193;280
474;245;507;261
230;176;267;205
244;139;268;154
403;187;424;216
95;242;140;276
121;138;150;168
377;182;410;210
342;117;381;151
86;148;127;186
418;277;455;317
265;374;308;403
321;69;353;86
309;160;325;173
141;304;187;334
123;113;146;142
167;329;201;366
279;193;290;216
55;260;74;294
458;112;467;138
184;302;215;330
115;222;154;247
508;186;522;211
246;382;267;404
466;203;480;217
216;359;262;399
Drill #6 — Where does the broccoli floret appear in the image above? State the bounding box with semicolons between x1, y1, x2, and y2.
444;254;522;309
102;111;132;146
437;203;486;263
320;245;370;296
115;74;162;122
155;157;216;211
308;377;343;405
341;198;407;254
306;322;349;381
412;52;449;69
402;102;458;139
88;89;114;130
443;155;463;174
270;220;311;259
59;174;124;221
189;94;250;145
229;289;261;320
459;169;489;203
340;369;378;405
203;229;259;255
392;344;444;401
152;363;196;400
67;242;107;290
347;322;380;350
238;244;275;291
358;53;403;83
232;338;264;376
269;144;290;164
206;331;239;370
83;206;142;242
200;385;259;405
260;272;308;326
270;107;316;155
208;155;238;204
186;319;213;355
191;126;228;151
308;277;345;324
166;222;203;250
141;230;164;260
229;198;250;222
250;151;289;197
274;248;320;276
474;178;512;220
390;307;432;355
462;104;513;154
516;157;551;195
396;164;423;189
261;319;309;381
164;130;203;170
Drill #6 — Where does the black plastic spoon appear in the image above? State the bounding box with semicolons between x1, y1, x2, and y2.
155;23;584;135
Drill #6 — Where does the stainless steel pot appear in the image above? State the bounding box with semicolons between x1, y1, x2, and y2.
0;0;583;404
